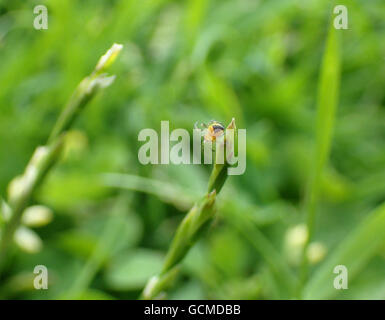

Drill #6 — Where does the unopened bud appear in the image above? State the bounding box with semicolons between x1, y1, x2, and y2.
22;205;53;227
14;226;43;253
307;242;327;264
95;43;123;74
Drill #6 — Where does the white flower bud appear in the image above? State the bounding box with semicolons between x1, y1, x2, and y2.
14;226;43;253
1;199;12;221
286;224;308;246
285;224;309;265
307;242;327;264
22;205;53;227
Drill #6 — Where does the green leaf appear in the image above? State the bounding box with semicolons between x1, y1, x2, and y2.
105;249;164;291
300;20;341;287
304;203;385;299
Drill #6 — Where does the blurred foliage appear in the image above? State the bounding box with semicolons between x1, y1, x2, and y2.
0;0;384;299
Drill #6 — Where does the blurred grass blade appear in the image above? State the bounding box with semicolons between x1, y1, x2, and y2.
101;173;194;211
300;22;341;286
303;203;385;299
223;209;297;297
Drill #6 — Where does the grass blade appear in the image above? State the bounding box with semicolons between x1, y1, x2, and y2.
299;22;341;290
303;203;385;299
223;209;297;298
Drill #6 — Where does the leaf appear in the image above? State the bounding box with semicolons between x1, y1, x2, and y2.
314;24;341;181
300;19;341;285
105;249;164;291
304;203;385;299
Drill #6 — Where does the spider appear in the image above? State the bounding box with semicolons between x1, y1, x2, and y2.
194;120;225;143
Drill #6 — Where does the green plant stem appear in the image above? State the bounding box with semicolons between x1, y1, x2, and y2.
0;138;63;268
48;73;113;144
141;119;237;300
0;44;122;270
141;190;217;300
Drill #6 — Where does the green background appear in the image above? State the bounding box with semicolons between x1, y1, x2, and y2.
0;0;384;299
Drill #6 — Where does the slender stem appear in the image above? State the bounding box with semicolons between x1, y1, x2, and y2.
0;44;123;271
141;119;237;300
0;138;63;268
